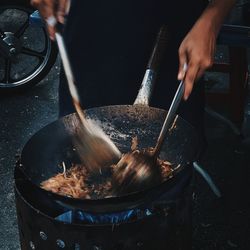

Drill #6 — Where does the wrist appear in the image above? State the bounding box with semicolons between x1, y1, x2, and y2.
197;7;224;37
197;0;236;36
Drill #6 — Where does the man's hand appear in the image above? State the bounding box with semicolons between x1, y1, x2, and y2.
178;0;236;100
31;0;70;40
178;17;215;100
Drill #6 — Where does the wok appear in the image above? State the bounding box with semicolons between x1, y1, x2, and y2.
17;26;198;213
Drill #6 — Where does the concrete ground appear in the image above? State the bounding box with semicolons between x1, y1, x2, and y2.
192;47;250;250
193;91;250;249
0;60;60;250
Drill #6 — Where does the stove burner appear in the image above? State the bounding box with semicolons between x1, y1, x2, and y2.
56;208;153;224
15;166;193;250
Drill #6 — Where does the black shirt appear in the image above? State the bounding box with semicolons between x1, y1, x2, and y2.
60;0;207;116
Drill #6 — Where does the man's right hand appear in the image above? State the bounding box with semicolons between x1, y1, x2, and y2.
31;0;70;40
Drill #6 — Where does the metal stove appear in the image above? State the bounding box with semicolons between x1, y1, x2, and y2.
15;164;193;250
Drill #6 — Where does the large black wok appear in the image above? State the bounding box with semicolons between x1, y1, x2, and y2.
17;26;198;213
18;106;197;212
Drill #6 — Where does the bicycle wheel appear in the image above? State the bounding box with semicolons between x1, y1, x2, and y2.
0;0;58;92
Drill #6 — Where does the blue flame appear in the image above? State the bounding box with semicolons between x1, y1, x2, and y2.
56;208;153;224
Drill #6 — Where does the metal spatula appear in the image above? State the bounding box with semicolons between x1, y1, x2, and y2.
55;32;121;172
113;69;186;194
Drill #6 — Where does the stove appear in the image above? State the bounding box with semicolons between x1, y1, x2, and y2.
15;164;193;250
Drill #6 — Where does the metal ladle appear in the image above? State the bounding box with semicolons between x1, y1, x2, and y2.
112;65;187;195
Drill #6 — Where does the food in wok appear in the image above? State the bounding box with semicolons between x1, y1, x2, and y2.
41;158;174;199
41;138;175;199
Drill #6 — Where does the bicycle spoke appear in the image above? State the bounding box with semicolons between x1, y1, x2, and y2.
15;18;29;38
4;59;11;83
21;47;45;59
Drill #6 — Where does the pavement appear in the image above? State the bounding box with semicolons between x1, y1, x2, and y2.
193;95;250;249
191;48;250;250
0;60;60;250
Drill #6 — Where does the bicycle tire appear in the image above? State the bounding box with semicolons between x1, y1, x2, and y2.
0;0;58;92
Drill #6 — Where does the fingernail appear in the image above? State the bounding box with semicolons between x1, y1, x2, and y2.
184;94;189;101
177;72;183;80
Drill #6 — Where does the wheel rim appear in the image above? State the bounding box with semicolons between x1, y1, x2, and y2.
0;6;52;88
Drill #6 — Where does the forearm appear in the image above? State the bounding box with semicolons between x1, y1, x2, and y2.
198;0;236;35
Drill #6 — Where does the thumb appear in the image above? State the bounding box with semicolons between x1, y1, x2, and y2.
178;49;187;80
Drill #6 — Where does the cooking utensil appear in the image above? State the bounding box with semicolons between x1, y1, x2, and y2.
18;26;198;213
55;32;121;173
112;77;185;195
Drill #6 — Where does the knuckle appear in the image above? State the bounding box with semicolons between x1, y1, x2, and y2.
186;73;194;83
187;77;194;84
178;47;185;56
204;58;214;68
188;61;196;69
193;56;202;64
199;56;213;68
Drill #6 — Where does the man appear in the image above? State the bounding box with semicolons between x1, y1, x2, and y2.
32;0;235;156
